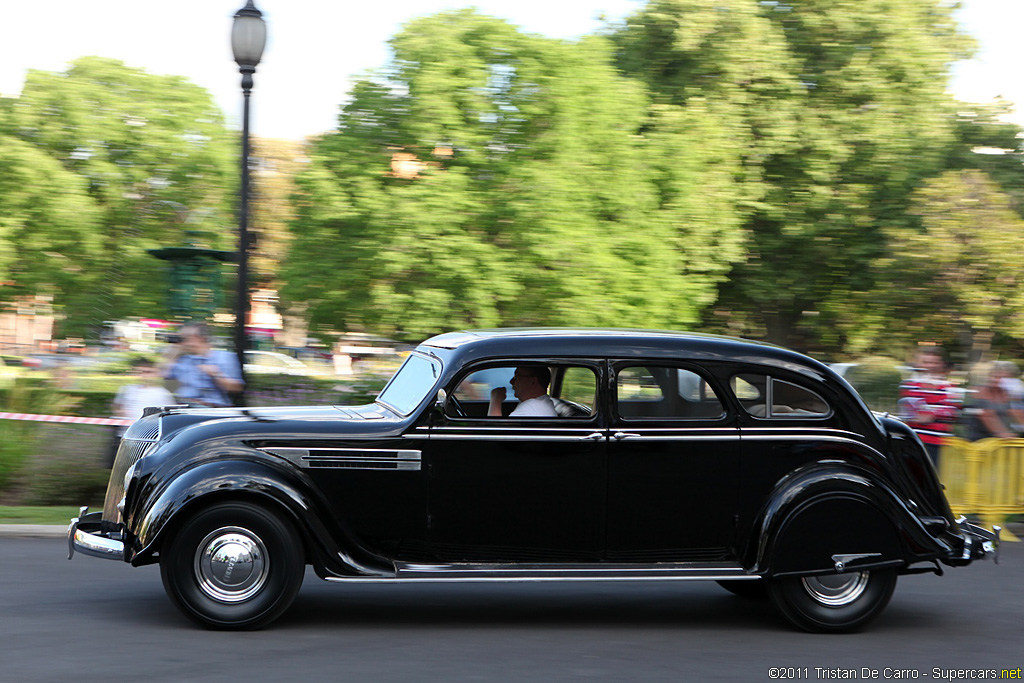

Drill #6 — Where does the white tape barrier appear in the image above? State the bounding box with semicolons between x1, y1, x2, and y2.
0;412;132;427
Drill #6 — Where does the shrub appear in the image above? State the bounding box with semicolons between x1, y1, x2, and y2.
0;376;82;491
12;423;113;505
21;459;110;506
843;358;905;413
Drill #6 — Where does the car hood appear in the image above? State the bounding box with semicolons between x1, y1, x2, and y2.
141;402;407;445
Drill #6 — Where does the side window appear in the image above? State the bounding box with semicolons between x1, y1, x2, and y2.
451;364;597;419
732;374;830;418
774;379;830;416
616;366;724;419
454;367;513;401
560;366;597;409
732;375;767;416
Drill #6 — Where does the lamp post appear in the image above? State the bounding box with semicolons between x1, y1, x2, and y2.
231;0;266;399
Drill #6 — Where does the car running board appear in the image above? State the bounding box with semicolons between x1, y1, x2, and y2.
324;561;757;583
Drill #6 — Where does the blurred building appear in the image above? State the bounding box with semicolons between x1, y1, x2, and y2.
0;295;54;354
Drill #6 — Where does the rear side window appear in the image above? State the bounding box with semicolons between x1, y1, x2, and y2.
616;366;725;419
732;374;830;419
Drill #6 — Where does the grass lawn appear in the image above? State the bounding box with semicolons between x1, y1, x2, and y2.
0;505;101;525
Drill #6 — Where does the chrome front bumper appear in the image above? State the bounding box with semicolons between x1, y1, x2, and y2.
957;517;1000;564
67;507;125;561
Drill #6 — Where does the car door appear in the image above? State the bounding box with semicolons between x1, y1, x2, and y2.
424;361;606;563
604;361;741;561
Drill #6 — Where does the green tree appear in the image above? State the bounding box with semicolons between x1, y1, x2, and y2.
284;10;747;339
873;170;1024;359
612;0;973;353
942;100;1024;211
0;134;102;297
1;57;236;334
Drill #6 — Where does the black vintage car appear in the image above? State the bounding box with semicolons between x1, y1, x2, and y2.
69;329;998;631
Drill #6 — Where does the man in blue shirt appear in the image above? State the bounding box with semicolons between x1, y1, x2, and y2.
165;322;244;407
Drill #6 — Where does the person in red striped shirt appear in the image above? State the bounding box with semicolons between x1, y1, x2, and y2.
898;347;962;466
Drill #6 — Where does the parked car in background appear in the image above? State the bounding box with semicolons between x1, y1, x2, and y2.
70;329;998;632
243;350;318;376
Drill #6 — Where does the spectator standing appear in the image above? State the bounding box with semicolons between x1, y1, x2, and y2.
898;346;961;465
963;361;1024;442
114;358;176;421
108;357;176;466
164;322;243;407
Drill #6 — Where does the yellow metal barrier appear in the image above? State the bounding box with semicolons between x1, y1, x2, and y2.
939;437;1024;542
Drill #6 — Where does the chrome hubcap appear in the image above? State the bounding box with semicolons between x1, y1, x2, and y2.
194;527;268;603
801;571;869;607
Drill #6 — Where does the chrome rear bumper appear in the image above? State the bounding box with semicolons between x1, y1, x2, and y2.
957;517;1000;564
67;507;125;561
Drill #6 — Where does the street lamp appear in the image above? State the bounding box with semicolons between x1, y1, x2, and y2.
231;0;266;399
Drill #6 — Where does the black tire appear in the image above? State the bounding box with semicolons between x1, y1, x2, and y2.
767;568;897;633
716;579;769;599
160;501;305;630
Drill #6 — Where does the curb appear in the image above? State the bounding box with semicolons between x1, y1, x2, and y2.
0;524;68;538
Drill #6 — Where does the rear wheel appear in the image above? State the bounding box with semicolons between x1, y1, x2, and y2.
160;501;305;630
768;569;897;633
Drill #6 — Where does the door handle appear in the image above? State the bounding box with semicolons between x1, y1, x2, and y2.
579;432;604;441
613;431;640;441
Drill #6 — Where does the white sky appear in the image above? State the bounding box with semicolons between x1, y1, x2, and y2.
0;0;1020;141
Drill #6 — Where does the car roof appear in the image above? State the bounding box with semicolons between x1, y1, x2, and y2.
424;327;771;348
419;328;830;378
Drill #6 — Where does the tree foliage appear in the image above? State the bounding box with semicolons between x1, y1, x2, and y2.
0;57;236;334
873;171;1024;357
283;10;748;339
612;0;980;353
0;134;102;293
4;3;1024;361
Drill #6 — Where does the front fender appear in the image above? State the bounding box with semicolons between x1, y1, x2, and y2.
127;457;393;578
747;462;953;577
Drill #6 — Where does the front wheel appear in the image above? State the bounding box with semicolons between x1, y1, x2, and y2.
767;568;897;633
160;501;305;630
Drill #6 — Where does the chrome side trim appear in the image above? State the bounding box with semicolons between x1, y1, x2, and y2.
425;434;605;442
261;447;421;471
611;427;738;434
399;562;749;575
739;427;862;438
740;434;883;455
610;435;741;442
432;426;606;433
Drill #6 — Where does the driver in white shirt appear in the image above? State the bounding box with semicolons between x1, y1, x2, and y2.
488;365;558;417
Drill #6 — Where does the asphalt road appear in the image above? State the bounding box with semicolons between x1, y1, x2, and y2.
3;537;1021;682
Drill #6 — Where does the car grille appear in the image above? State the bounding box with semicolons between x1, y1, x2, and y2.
102;418;161;522
123;418;161;442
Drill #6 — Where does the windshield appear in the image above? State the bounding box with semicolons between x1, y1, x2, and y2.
376;352;442;416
